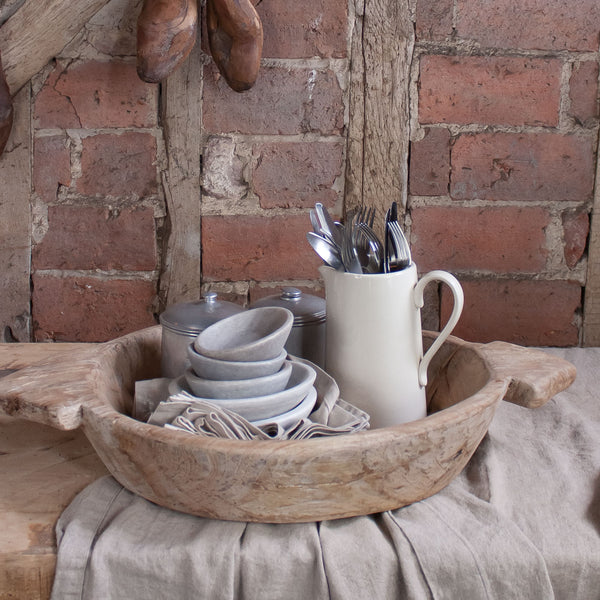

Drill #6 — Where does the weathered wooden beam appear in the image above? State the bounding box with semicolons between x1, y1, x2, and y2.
345;0;414;226
0;83;30;342
582;148;600;345
158;42;203;307
0;0;112;94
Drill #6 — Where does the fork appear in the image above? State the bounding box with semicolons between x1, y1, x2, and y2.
388;220;411;271
355;222;383;273
384;203;411;272
356;205;376;228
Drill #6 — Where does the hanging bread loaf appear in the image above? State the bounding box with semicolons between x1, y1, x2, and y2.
137;0;198;83
206;0;263;92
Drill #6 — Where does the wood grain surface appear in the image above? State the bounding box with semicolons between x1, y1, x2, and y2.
0;83;30;342
0;342;107;600
0;0;112;94
345;0;414;235
158;43;203;308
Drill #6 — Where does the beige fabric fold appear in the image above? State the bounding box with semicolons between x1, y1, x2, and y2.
145;358;370;440
51;347;600;600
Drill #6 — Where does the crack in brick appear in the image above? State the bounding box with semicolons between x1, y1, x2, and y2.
51;62;83;128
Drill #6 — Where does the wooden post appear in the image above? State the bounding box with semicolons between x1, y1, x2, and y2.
158;43;203;307
583;147;600;346
345;0;414;227
0;84;30;342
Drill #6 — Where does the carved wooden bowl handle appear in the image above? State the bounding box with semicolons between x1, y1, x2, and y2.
476;341;577;409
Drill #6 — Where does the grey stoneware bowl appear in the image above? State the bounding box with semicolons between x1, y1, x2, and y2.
183;360;293;400
193;307;294;362
250;386;317;428
170;360;317;421
187;344;287;381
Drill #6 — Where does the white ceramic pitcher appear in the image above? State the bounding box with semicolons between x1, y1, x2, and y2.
320;263;464;429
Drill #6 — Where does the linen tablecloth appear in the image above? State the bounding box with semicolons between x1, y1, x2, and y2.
50;348;600;600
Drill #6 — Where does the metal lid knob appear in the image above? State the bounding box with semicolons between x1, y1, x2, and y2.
281;287;302;301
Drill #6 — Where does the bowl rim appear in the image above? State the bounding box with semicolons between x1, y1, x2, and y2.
193;307;294;360
178;360;315;405
187;343;288;369
183;359;293;396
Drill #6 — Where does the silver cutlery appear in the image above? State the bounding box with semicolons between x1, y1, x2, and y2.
306;231;345;271
384;202;411;273
307;202;411;274
355;222;383;274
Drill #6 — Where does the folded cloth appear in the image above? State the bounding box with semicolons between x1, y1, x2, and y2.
133;377;171;421
51;348;600;600
145;358;370;440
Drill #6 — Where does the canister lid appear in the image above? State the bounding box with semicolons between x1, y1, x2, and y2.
251;287;326;325
159;292;245;334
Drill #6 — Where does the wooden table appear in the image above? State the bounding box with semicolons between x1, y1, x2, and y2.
0;344;107;600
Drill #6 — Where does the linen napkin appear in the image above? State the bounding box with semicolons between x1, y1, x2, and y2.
142;358;370;440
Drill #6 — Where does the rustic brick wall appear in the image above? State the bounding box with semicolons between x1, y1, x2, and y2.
200;0;348;306
411;0;599;346
1;0;598;346
30;0;162;341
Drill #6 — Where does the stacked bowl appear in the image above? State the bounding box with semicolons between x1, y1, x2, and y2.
181;307;318;427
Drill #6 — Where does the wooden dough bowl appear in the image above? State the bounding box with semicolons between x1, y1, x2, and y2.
0;326;575;523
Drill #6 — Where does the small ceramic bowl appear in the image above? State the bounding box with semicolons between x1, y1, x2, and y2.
184;360;293;399
169;361;317;421
250;386;317;429
187;344;287;381
194;307;294;362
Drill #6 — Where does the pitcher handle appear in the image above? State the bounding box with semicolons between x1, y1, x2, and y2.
414;270;464;387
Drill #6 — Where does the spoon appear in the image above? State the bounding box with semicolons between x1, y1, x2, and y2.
316;203;344;248
306;232;344;270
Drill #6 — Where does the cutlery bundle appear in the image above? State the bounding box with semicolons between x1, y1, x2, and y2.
307;202;412;274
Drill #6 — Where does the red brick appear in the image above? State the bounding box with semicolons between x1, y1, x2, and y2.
419;55;561;127
203;64;344;135
253;142;344;209
33;205;157;271
418;281;441;333
202;214;322;281
32;274;157;342
456;0;600;51
562;209;590;269
34;60;157;130
416;0;454;41
77;132;158;197
33;135;71;202
441;278;580;346
451;132;595;202
568;61;599;126
409;128;450;196
411;205;550;273
257;0;347;58
33;65;80;129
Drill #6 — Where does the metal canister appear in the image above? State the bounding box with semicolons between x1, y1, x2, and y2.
159;292;245;378
251;287;326;368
